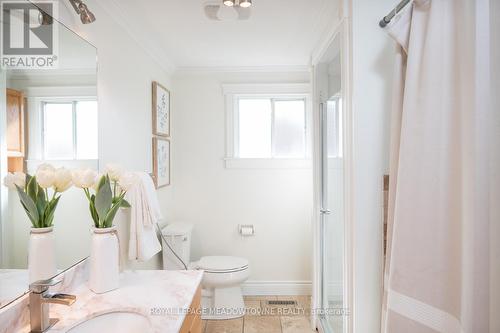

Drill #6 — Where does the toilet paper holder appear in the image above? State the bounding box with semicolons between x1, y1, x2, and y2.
238;224;255;236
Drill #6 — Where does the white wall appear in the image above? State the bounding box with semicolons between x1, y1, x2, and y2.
351;0;395;331
170;71;313;286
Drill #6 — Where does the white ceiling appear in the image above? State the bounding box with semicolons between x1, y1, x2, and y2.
103;0;339;70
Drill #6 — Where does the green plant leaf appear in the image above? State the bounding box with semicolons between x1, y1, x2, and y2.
104;202;121;228
43;196;60;228
27;176;38;203
95;177;112;226
96;175;106;192
18;197;37;227
89;194;99;228
15;185;39;227
25;174;32;191
36;187;47;221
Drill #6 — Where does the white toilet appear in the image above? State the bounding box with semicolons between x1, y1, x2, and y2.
161;222;250;320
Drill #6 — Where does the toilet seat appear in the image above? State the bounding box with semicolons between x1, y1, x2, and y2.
196;256;249;273
196;256;251;320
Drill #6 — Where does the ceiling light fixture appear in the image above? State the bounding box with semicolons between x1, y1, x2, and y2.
239;0;252;8
223;0;252;8
68;0;96;24
216;5;238;21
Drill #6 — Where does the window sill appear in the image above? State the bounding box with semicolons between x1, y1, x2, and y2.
224;158;312;169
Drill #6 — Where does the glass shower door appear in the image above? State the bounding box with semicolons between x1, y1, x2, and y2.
319;97;344;332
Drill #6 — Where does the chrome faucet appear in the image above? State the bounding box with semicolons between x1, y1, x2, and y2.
29;278;76;333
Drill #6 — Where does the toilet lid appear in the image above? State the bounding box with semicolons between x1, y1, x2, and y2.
197;256;249;272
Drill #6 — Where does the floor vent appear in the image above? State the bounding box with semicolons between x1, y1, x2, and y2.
267;300;297;306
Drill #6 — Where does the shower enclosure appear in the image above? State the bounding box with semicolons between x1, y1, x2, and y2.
312;21;351;333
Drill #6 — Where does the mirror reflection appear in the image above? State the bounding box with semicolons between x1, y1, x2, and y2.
0;4;97;307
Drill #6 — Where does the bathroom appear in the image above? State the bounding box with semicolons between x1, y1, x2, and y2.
0;0;498;333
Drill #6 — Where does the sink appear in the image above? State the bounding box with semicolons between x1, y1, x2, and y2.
66;311;152;333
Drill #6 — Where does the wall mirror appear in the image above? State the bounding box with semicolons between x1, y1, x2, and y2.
0;1;97;308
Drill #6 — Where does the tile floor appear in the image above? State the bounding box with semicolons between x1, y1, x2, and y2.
202;296;317;333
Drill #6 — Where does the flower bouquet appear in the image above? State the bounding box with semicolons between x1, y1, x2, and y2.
73;164;134;293
3;164;72;282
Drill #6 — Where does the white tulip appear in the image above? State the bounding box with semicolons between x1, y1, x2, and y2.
104;163;124;182
54;167;72;192
13;172;26;188
3;172;26;189
72;168;98;189
36;169;56;189
118;172;137;192
71;169;83;187
37;163;56;173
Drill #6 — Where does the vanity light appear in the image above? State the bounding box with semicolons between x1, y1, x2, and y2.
223;0;235;7
239;0;252;8
68;0;96;24
38;10;53;25
78;3;96;24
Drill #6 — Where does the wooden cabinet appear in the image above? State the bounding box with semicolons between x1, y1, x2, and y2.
180;286;202;333
6;88;26;172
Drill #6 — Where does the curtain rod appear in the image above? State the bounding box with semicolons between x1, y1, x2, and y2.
379;0;411;28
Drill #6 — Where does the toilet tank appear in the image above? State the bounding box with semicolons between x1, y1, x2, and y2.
161;222;193;270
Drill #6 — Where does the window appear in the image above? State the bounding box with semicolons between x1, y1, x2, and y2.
236;97;306;158
223;83;311;169
42;100;98;160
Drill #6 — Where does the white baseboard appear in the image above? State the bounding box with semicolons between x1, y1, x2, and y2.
241;281;312;296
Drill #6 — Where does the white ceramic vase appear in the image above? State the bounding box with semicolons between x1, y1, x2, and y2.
28;227;57;284
89;226;119;293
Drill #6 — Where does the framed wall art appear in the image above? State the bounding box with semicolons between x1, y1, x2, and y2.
152;81;170;137
152;137;170;188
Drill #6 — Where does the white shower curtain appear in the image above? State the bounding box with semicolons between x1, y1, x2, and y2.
381;0;498;332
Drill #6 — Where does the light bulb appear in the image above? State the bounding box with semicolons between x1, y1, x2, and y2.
239;0;252;8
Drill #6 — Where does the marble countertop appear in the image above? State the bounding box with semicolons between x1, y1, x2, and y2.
0;270;29;308
23;270;203;333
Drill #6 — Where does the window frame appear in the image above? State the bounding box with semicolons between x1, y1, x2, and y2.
41;97;98;161
234;95;307;159
223;83;312;169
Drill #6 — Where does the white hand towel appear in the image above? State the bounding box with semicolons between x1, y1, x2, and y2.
126;172;162;262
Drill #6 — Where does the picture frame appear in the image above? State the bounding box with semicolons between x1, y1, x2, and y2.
152;137;170;188
152;81;170;137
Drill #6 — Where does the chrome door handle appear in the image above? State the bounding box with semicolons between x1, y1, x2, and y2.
320;209;332;215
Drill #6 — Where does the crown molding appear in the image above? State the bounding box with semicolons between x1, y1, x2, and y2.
310;1;343;65
96;0;177;75
174;65;312;77
311;18;344;66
